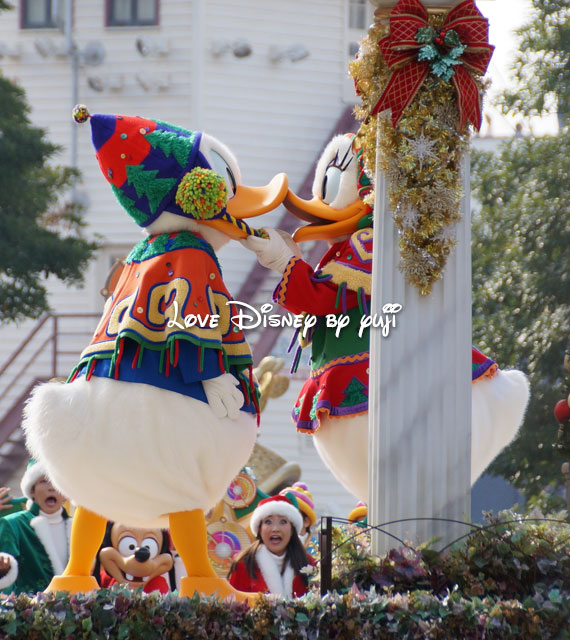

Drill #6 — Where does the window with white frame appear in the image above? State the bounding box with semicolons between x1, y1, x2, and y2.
107;0;158;27
348;0;367;30
21;0;59;29
343;0;373;103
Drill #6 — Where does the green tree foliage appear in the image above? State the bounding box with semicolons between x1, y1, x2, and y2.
502;0;570;119
0;74;97;324
472;134;570;503
472;1;570;502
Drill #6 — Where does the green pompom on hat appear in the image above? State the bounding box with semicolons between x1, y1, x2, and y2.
176;167;228;219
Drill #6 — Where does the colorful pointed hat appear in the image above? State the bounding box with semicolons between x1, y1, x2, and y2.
72;104;228;228
279;481;316;526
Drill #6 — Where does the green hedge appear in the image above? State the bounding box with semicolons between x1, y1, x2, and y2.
1;512;569;639
1;586;569;640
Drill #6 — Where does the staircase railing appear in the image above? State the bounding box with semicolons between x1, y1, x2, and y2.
0;313;100;447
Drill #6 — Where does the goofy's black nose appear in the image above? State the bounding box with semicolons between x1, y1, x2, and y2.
134;547;150;562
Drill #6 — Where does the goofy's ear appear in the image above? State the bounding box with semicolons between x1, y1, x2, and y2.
160;529;171;555
93;520;115;586
99;521;115;553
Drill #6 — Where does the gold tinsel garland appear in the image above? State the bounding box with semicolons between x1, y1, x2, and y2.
349;14;486;295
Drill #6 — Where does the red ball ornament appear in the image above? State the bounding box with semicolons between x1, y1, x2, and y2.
554;399;570;423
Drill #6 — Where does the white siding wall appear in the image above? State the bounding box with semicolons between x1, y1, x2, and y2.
0;0;362;516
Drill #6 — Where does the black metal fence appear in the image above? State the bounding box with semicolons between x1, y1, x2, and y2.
318;515;570;596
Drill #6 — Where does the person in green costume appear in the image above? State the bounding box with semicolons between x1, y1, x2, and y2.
0;460;72;594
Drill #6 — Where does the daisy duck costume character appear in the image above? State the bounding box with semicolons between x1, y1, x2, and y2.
227;494;314;597
23;105;288;599
242;133;530;510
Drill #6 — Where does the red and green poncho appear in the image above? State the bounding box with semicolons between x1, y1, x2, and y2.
273;228;373;433
273;228;499;434
69;230;259;416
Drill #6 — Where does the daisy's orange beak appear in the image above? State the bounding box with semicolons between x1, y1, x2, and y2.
200;173;289;240
283;189;369;242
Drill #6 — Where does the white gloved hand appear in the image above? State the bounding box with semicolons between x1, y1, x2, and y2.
202;373;244;420
240;228;300;274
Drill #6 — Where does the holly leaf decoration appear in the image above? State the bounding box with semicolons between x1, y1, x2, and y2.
415;25;465;83
432;58;462;82
415;26;436;45
418;44;438;62
444;29;461;48
449;44;467;60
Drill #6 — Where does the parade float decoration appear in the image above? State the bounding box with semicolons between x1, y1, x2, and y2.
347;0;499;552
351;0;493;294
22;105;288;600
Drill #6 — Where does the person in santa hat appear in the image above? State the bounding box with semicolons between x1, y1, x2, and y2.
227;494;314;597
0;460;72;594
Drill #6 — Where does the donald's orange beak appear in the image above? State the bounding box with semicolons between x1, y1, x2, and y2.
200;173;289;240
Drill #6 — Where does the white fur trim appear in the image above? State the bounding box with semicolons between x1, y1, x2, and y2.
314;369;531;502
250;499;303;537
311;135;359;210
256;544;295;597
23;377;257;528
0;553;18;590
145;213;229;252
20;461;48;502
30;513;72;576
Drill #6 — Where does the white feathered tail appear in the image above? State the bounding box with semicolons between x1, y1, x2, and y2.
471;369;530;484
23;377;257;529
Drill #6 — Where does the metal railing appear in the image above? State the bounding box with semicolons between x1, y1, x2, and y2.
0;313;100;447
318;515;570;595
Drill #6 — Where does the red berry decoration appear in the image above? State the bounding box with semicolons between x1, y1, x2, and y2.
554;399;570;423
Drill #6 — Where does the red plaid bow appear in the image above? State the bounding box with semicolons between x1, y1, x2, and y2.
372;0;494;131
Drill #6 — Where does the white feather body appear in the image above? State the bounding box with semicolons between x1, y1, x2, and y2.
23;377;257;528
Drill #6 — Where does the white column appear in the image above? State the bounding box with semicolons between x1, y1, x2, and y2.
368;141;472;555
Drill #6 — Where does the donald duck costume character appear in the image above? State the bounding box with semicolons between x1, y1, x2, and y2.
23;105;288;599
